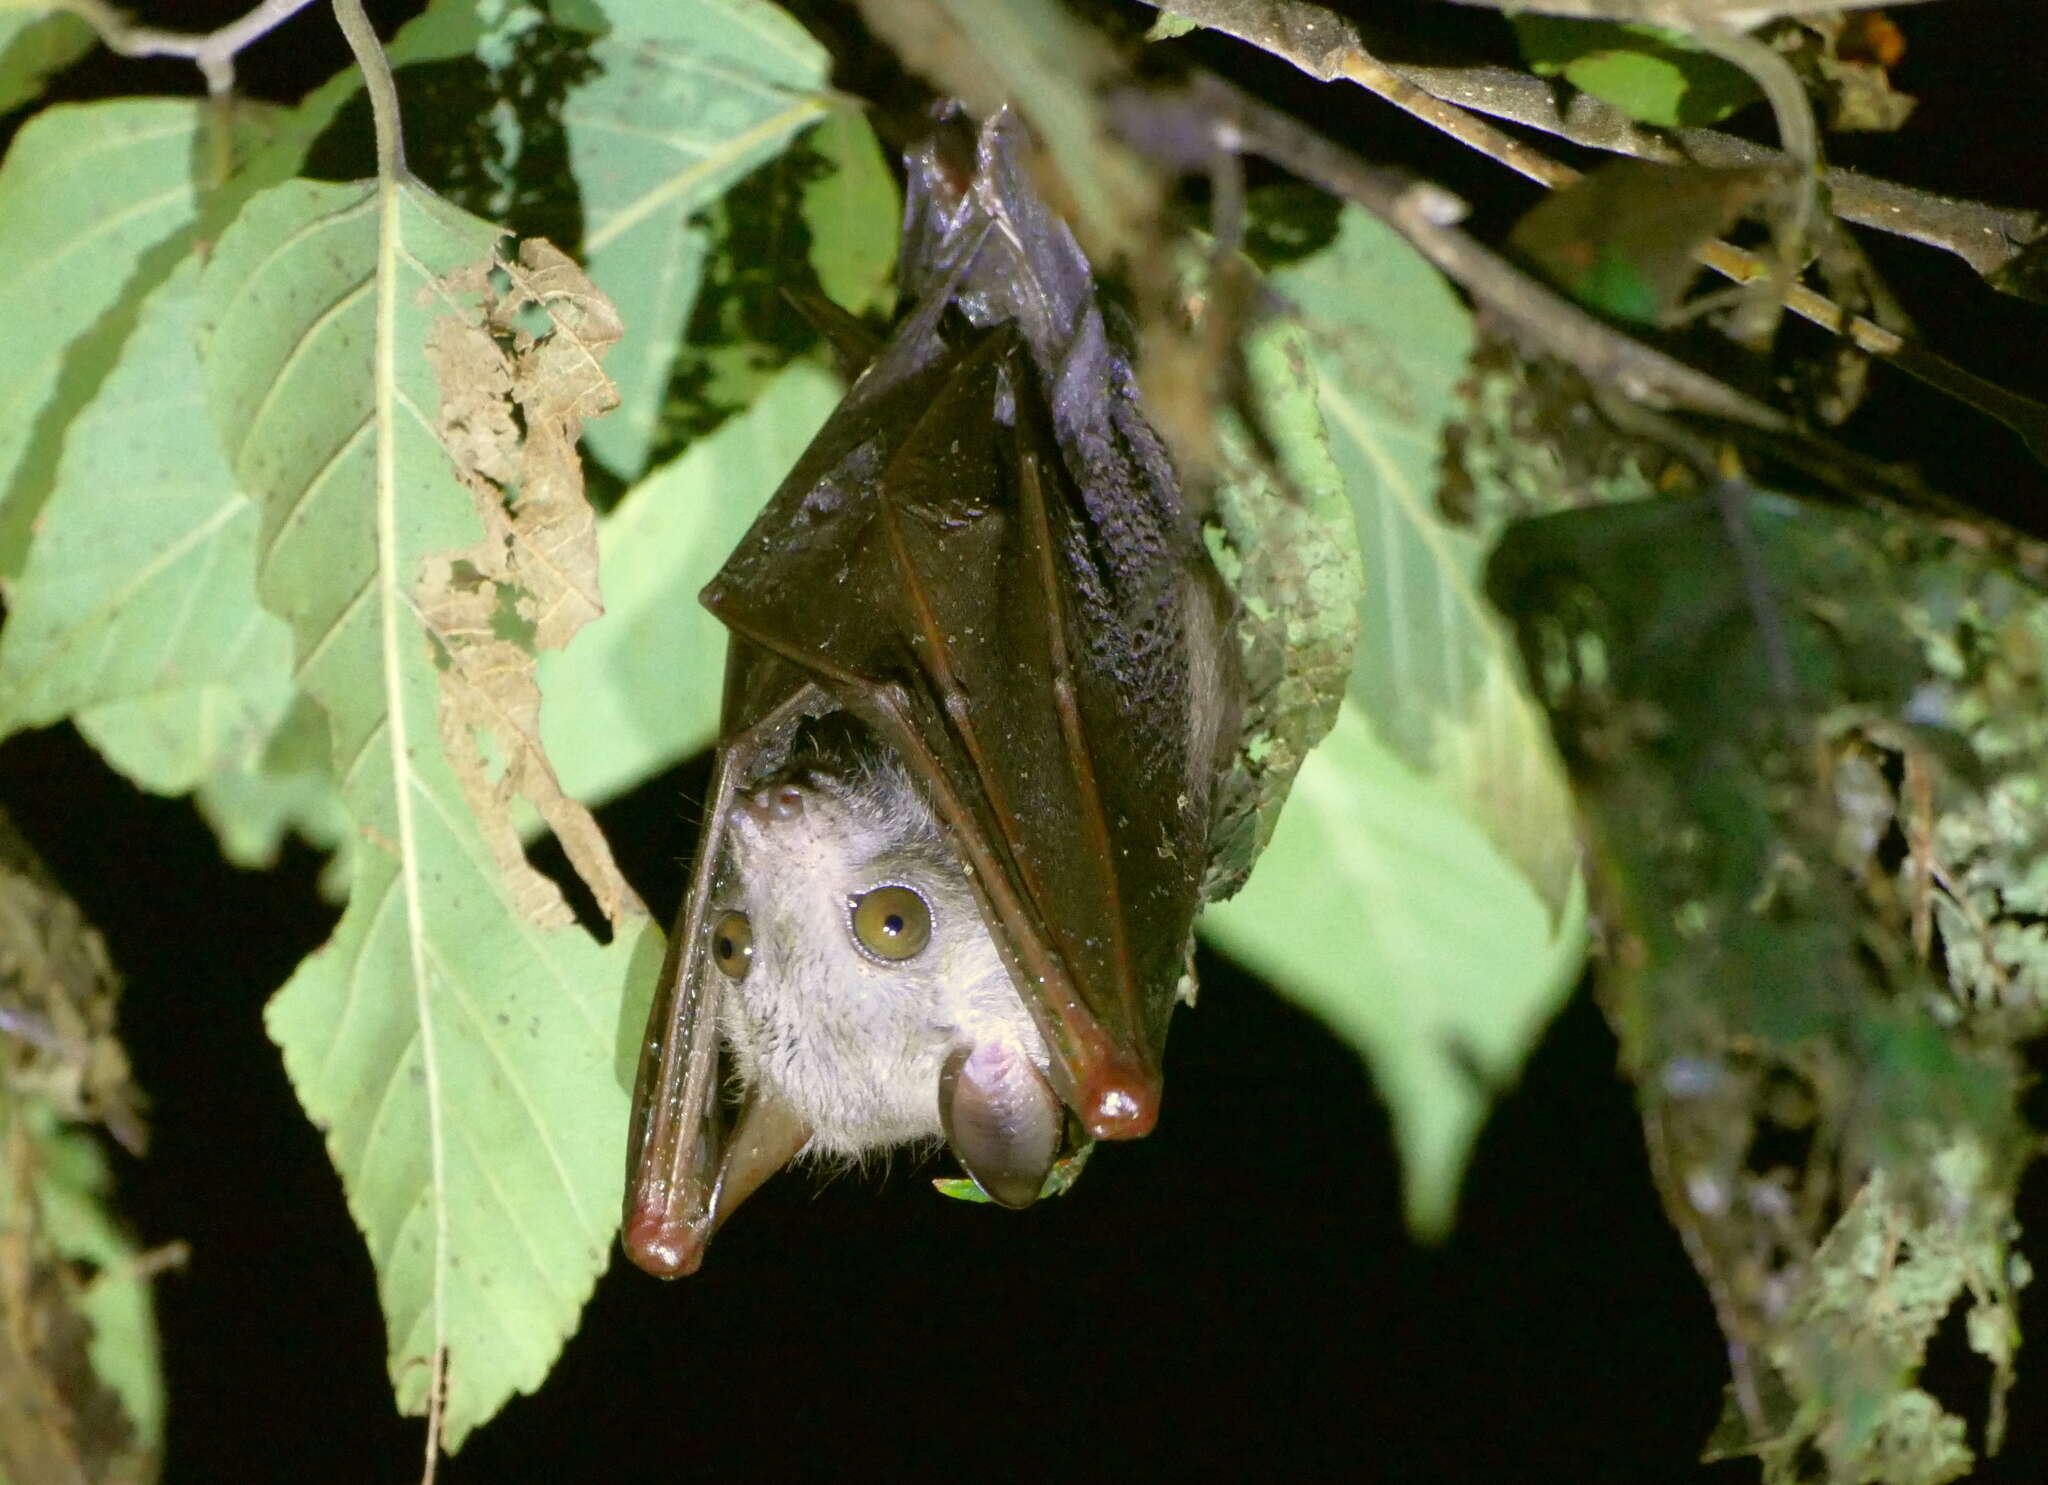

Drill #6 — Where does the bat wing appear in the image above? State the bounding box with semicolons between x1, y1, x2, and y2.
706;324;1225;1138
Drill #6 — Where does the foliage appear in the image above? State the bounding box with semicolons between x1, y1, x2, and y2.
1490;489;2042;1483
1511;17;1761;129
0;0;2039;1477
0;813;160;1485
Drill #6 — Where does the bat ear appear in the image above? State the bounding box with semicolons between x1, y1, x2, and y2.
938;1042;1062;1209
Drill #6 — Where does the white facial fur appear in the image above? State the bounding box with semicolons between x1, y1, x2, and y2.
711;751;1049;1159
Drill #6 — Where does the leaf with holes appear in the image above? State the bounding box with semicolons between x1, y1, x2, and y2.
198;175;659;1448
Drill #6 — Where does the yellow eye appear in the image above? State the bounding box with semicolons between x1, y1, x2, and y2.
710;911;753;980
849;885;932;962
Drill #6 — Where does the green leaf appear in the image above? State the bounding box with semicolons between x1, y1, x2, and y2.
1203;207;1587;1232
0;100;214;579
539;359;842;807
193;691;354;895
1202;701;1588;1236
26;1108;167;1457
1511;17;1761;129
563;0;832;480
1276;206;1579;912
0;825;162;1471
1509;160;1781;325
198;175;659;1447
1202;271;1364;899
1487;493;2035;1478
0;6;95;115
0;260;296;796
800;109;899;318
0;1100;165;1478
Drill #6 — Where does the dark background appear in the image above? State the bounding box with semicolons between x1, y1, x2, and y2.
5;0;2047;1480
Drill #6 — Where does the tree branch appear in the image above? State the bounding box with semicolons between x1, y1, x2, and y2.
1150;0;2048;462
1389;56;2043;279
1114;77;1791;431
78;0;320;96
1156;0;2043;278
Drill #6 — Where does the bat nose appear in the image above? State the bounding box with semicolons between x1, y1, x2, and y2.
737;781;805;824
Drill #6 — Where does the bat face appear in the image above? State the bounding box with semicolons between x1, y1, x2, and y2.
707;726;1060;1191
623;105;1240;1277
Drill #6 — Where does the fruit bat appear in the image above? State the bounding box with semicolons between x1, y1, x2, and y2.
623;106;1241;1277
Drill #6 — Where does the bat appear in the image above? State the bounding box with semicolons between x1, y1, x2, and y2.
623;105;1242;1277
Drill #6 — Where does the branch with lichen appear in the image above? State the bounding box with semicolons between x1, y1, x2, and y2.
1146;0;2048;463
1154;0;2041;280
1387;57;2043;280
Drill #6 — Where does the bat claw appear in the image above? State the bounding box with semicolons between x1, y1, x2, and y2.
1084;1085;1157;1140
623;1201;710;1279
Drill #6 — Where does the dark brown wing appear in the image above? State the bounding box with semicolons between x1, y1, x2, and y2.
706;324;1223;1137
621;647;825;1277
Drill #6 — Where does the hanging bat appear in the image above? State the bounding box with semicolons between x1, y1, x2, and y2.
623;106;1241;1278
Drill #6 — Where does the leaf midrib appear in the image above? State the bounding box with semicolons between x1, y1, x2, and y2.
373;176;451;1404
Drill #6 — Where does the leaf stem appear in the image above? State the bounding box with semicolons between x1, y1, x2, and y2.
329;0;407;179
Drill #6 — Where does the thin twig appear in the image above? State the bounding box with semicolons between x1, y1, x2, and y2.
1156;0;2041;278
1118;77;1791;430
82;0;320;96
1389;58;2043;279
1153;0;2048;461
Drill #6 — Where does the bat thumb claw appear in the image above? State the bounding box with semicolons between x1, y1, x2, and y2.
1079;1072;1160;1141
623;1201;710;1279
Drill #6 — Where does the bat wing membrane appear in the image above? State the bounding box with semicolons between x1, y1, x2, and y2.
707;327;1218;1137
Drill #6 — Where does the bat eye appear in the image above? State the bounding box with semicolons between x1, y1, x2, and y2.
710;912;753;980
849;885;932;962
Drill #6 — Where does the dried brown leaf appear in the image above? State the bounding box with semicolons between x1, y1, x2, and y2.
420;240;643;930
